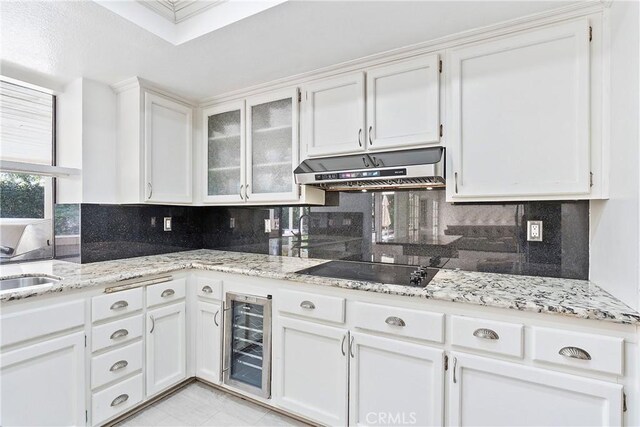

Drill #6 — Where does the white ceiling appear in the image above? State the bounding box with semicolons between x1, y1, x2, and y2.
0;0;577;101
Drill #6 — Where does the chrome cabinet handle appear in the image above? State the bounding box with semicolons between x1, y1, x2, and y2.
214;310;220;327
110;300;128;310
371;156;381;167
110;329;128;340
201;285;213;294
245;185;250;200
453;357;458;383
473;328;500;340
147;182;153;199
559;346;591;360
362;156;370;168
109;360;129;372
300;300;315;310
161;289;175;298
111;394;129;407
454;172;459;193
240;184;244;200
368;125;373;145
149;315;155;334
341;334;347;356
349;336;355;358
385;316;406;327
358;128;362;147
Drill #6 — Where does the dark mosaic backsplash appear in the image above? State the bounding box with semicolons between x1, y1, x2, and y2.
55;191;589;279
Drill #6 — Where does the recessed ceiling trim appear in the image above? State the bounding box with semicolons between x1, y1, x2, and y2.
138;0;227;24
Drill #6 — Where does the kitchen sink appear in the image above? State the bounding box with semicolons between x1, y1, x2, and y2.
0;276;60;291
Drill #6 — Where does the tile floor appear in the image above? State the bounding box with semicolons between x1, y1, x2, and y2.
116;382;309;426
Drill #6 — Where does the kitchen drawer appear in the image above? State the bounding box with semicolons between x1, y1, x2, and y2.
352;302;444;343
92;288;143;323
279;289;345;323
451;315;523;358
91;341;143;390
195;277;222;301
532;327;624;375
92;373;143;426
1;299;84;348
147;278;186;308
92;314;143;352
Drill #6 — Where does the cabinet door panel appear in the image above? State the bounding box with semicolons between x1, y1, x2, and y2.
146;302;186;396
349;333;444;426
196;300;222;384
302;72;365;157
448;353;622;426
447;19;590;200
202;101;246;204
144;92;193;203
0;332;85;427
246;88;299;202
276;317;348;425
367;55;440;150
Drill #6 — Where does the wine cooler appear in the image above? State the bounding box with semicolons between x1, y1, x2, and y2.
223;292;272;398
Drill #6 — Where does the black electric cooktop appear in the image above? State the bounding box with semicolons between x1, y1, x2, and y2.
296;260;438;288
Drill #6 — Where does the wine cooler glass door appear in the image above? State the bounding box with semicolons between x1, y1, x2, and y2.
223;293;272;398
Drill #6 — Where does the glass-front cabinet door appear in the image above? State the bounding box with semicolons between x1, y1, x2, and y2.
246;88;299;202
202;101;246;203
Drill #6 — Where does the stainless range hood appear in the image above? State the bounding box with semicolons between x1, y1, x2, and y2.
294;146;445;192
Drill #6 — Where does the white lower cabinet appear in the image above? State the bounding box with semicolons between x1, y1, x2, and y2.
349;333;444;427
448;352;623;426
0;332;86;427
146;301;187;396
276;317;349;426
195;300;222;384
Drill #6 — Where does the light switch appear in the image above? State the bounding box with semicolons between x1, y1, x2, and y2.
163;217;172;231
264;219;272;233
527;220;543;242
230;218;235;229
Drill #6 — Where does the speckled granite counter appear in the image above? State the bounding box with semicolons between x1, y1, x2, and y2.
1;249;639;325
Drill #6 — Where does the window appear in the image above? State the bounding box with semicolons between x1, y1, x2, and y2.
0;78;56;262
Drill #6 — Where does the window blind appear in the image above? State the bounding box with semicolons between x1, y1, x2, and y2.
0;80;53;165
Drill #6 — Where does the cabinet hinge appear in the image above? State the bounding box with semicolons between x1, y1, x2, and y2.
589;26;592;42
623;392;627;412
444;355;449;371
439;60;442;73
439;124;443;138
297;91;302;102
590;172;594;187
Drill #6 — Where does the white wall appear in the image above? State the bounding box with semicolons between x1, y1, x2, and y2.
590;1;640;310
55;78;117;204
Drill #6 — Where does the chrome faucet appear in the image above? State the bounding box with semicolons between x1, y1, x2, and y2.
292;213;311;240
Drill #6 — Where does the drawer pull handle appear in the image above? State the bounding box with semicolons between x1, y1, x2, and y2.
109;360;129;372
110;300;128;310
300;300;315;310
161;289;175;298
473;328;500;340
201;285;213;294
559;346;591;360
385;316;406;327
110;394;129;407
110;329;129;340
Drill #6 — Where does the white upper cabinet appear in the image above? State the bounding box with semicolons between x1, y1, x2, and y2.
366;54;440;151
448;353;623;426
202;100;245;204
302;72;366;158
446;19;592;201
114;79;194;205
246;88;300;202
144;92;193;204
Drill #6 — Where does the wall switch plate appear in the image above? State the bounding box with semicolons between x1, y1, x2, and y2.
229;218;235;229
151;217;156;227
527;220;543;242
264;219;272;233
163;217;172;231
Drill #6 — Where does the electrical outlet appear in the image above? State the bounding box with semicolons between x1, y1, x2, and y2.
150;217;156;227
229;218;235;229
264;219;272;233
163;217;172;231
527;220;543;242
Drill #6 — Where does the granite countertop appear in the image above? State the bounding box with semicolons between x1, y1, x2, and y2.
1;249;639;325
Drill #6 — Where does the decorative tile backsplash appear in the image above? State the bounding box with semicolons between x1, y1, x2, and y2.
55;191;588;279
